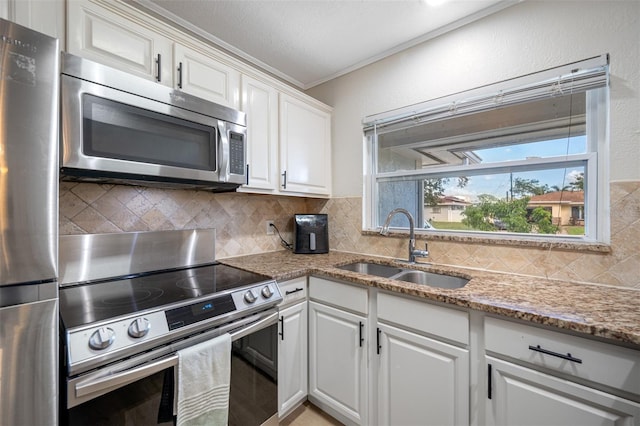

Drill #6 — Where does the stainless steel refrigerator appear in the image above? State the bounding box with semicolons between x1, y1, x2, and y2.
0;18;59;425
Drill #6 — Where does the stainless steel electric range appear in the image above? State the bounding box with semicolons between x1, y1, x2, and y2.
58;229;282;425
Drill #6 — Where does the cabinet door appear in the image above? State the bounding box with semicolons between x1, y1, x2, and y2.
279;94;331;196
278;301;308;417
67;0;172;85
377;323;469;426
239;75;279;191
174;44;240;108
1;0;65;44
486;356;640;426
309;301;367;424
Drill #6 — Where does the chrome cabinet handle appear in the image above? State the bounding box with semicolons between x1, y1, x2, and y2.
528;344;583;363
155;54;161;82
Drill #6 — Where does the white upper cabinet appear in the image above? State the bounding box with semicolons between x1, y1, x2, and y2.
279;93;332;197
239;75;279;192
67;0;241;109
67;0;173;85
66;0;332;198
1;0;65;46
173;44;239;109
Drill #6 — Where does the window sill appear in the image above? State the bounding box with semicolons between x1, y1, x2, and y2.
362;229;611;253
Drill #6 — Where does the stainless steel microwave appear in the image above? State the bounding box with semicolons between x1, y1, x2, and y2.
60;53;247;191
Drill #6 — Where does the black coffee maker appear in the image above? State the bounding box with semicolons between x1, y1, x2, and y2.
293;214;329;254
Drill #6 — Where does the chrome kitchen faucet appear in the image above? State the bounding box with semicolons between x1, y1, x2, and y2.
380;208;429;264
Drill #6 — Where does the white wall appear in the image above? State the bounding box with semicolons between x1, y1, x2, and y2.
306;0;640;198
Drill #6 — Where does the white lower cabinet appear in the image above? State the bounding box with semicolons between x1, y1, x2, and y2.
308;300;368;425
277;277;308;418
377;323;469;426
294;276;640;426
486;356;640;426
278;300;308;417
484;316;640;426
376;291;470;426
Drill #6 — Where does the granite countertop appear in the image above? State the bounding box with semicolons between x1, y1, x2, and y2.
220;250;640;349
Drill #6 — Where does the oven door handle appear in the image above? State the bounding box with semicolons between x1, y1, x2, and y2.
75;354;178;398
74;311;278;399
228;311;278;341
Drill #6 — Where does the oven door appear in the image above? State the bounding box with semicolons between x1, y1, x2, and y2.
60;74;223;184
63;311;278;426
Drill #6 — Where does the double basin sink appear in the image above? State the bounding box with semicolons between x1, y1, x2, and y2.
338;262;469;289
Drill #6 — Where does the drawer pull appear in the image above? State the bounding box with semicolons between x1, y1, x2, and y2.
528;345;583;363
285;288;304;295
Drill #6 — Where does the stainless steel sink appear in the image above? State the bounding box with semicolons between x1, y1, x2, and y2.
338;262;469;289
337;262;404;278
392;270;469;289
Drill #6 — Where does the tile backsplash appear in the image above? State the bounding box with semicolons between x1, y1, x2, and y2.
59;182;326;258
60;180;639;289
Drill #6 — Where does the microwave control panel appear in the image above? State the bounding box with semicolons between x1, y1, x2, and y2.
229;131;245;176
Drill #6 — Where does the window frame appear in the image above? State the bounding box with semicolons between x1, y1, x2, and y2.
362;56;609;244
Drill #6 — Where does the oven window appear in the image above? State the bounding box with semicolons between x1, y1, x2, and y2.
230;323;278;425
82;94;217;171
64;370;174;426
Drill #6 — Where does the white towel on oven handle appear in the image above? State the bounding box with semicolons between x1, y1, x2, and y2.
176;333;231;426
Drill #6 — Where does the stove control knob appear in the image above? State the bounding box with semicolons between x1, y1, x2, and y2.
244;289;258;304
261;285;273;299
89;327;115;350
128;317;151;338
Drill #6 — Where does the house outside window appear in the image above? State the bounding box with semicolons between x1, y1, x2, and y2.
363;55;609;242
424;196;471;225
528;191;585;226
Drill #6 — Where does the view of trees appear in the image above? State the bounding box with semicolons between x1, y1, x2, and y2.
424;172;584;234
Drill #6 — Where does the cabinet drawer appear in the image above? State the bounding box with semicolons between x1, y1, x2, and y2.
377;291;469;345
309;276;367;315
278;277;307;307
485;316;640;396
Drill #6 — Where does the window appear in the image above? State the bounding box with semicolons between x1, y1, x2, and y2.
364;55;609;242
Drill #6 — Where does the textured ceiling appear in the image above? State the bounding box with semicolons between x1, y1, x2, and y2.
130;0;517;89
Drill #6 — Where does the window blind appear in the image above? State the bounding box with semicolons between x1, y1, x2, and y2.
363;54;609;134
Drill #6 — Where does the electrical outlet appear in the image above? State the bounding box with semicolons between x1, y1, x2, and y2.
266;220;275;235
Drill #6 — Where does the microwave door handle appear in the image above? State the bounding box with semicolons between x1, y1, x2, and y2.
218;121;229;182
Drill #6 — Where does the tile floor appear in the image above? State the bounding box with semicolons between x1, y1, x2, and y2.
280;402;342;426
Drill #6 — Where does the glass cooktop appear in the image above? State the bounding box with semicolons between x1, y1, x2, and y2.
59;263;271;328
